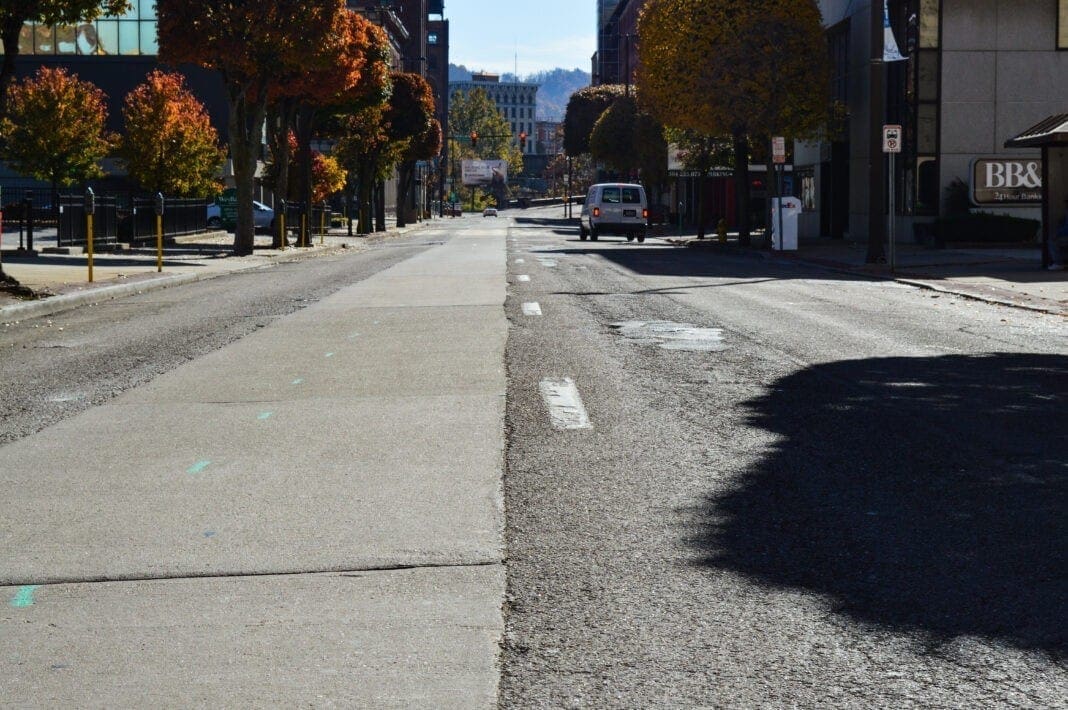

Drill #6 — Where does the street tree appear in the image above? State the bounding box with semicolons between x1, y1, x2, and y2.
589;93;668;193
157;0;341;255
333;104;402;234
120;70;225;197
0;67;114;195
268;8;385;244
386;72;441;227
448;88;522;207
0;0;128;120
638;0;829;243
563;84;624;157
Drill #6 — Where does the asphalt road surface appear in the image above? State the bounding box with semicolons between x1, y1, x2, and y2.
1;209;1064;706
499;210;1066;707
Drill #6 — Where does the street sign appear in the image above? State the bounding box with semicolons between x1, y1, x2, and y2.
772;136;786;164
883;125;903;153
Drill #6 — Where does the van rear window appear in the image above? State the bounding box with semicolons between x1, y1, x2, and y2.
602;187;621;203
622;188;641;204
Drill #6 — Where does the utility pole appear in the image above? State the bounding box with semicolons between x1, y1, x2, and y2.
867;0;887;263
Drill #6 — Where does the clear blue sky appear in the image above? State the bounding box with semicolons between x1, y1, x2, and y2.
443;1;595;76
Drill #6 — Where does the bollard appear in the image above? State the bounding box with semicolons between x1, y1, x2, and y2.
278;199;286;250
24;193;34;252
301;211;308;248
154;192;165;273
85;188;96;283
320;204;325;246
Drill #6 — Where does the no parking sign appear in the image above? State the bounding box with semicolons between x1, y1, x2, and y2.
883;125;903;153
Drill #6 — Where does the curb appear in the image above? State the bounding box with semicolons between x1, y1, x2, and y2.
674;238;1063;316
0;241;354;323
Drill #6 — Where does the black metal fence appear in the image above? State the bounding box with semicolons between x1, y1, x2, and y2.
57;194;120;247
126;197;209;244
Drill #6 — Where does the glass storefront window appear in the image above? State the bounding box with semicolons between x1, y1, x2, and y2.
118;21;140;55
96;21;119;56
4;2;157;57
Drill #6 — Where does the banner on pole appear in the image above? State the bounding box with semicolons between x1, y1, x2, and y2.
884;0;908;62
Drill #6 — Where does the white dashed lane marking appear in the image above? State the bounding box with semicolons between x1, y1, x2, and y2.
517;275;531;282
539;377;592;430
522;302;543;316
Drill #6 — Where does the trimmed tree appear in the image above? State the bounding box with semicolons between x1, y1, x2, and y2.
589;93;668;193
0;66;113;193
563;84;624;157
387;72;441;227
638;0;829;243
0;0;129;120
333;104;401;234
120;70;225;197
158;0;342;255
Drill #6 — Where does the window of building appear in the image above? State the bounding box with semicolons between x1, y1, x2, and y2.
428;32;439;45
11;1;158;56
1059;0;1068;49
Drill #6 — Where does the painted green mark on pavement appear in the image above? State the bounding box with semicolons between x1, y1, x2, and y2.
258;412;273;421
186;460;212;475
10;585;39;608
325;352;335;358
292;378;304;385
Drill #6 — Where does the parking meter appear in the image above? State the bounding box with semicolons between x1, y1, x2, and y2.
154;191;165;216
84;187;96;215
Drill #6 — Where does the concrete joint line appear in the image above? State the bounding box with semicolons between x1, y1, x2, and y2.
1;558;506;590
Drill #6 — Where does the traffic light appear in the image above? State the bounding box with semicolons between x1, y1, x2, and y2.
470;131;478;148
519;131;527;151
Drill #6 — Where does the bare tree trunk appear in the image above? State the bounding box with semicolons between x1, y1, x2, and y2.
375;180;386;232
227;85;267;256
267;100;296;248
733;131;751;246
296;104;317;247
0;19;22;121
396;161;414;228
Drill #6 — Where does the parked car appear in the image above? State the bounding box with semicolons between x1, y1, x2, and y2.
483;207;498;217
579;183;648;242
207;201;275;231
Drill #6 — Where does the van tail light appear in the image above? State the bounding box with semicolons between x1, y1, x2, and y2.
642;208;649;219
593;207;601;218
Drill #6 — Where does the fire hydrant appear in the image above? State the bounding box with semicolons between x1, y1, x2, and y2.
717;218;728;243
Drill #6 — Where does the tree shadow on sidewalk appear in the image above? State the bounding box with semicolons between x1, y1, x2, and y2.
693;353;1067;657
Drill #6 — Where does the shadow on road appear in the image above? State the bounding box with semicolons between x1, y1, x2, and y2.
693;353;1067;657
547;247;873;284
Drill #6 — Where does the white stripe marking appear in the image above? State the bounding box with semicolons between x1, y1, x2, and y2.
517;274;531;282
515;258;525;264
539;378;592;430
522;302;542;316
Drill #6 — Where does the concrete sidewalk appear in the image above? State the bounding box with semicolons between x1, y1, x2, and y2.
0;220;436;321
669;231;1068;316
0;218;507;706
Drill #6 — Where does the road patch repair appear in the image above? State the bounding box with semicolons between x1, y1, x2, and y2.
610;320;728;351
539;377;593;430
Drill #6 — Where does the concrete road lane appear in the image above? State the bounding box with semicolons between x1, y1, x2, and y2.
0;218;509;706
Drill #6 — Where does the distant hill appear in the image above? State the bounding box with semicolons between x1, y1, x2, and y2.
449;64;590;123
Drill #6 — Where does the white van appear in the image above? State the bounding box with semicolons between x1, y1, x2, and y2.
579;183;649;242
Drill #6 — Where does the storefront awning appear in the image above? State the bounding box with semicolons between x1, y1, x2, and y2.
1005;114;1068;148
